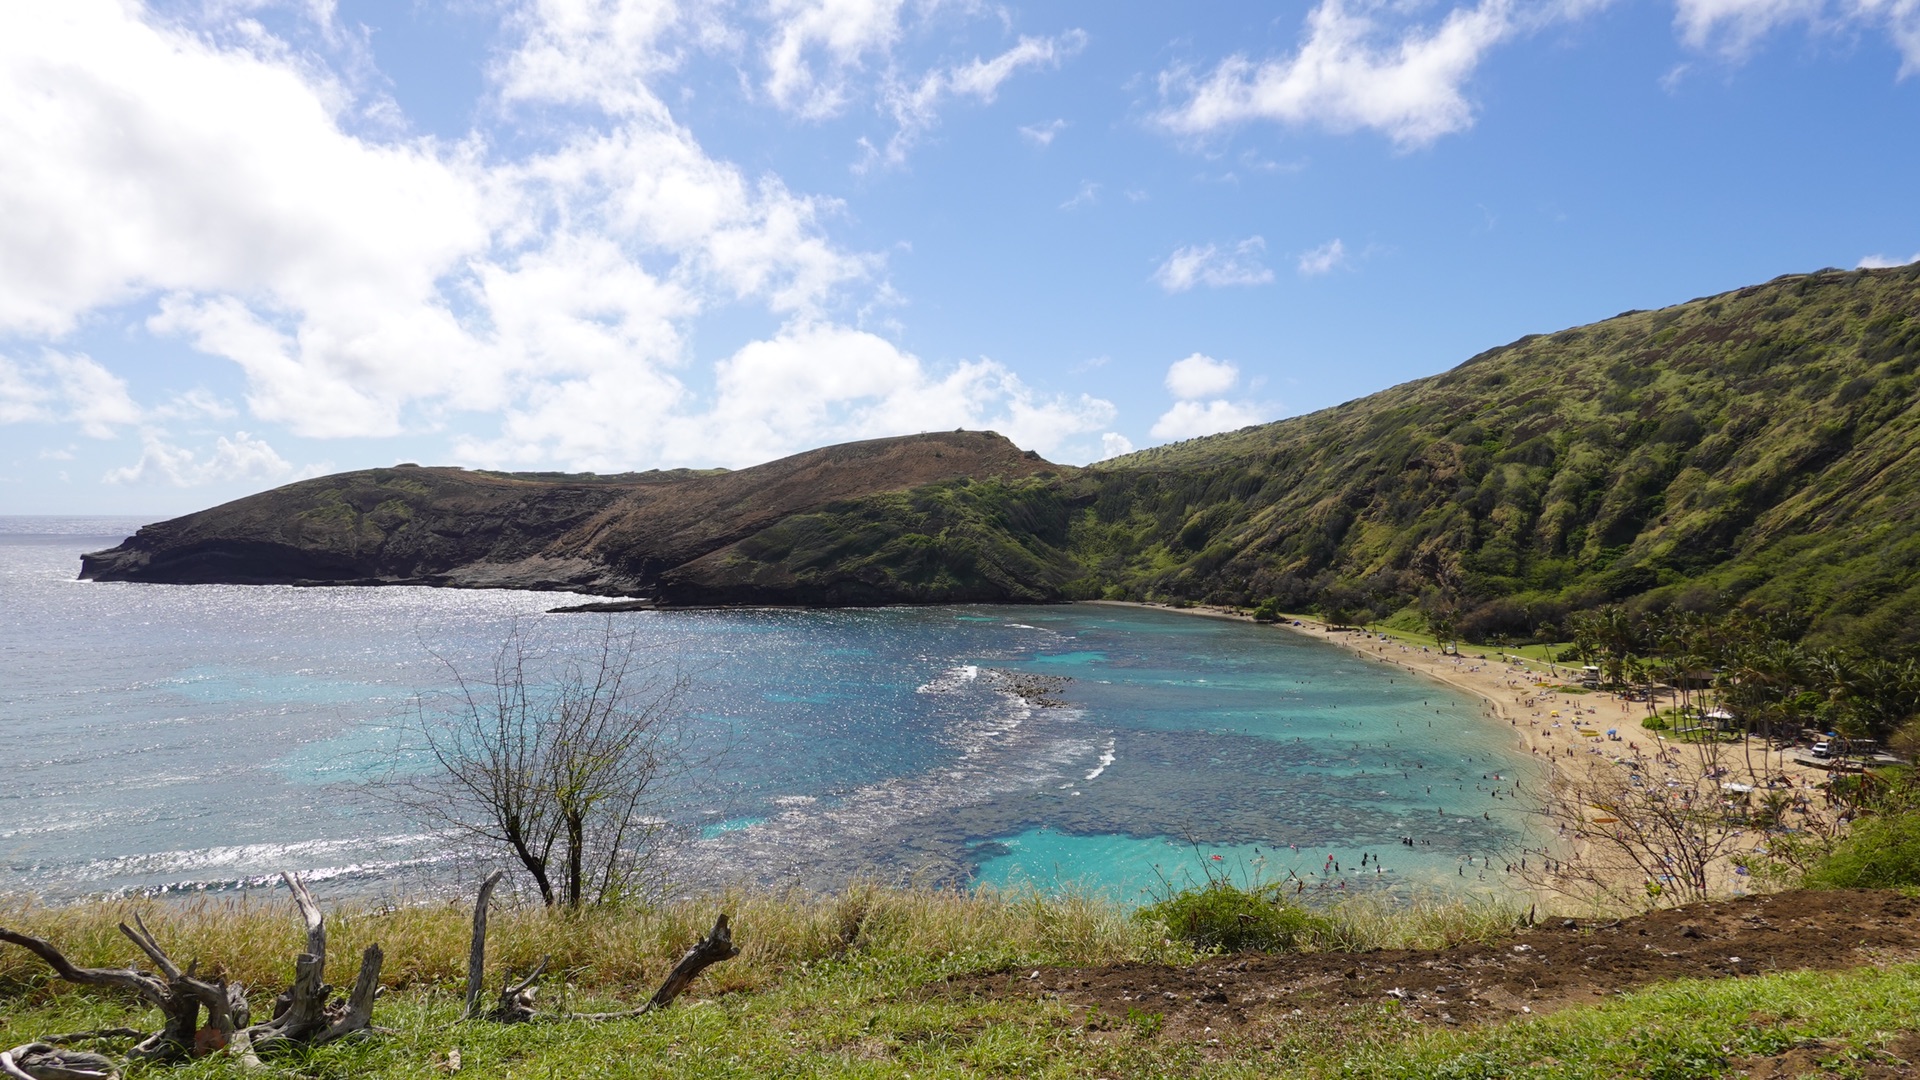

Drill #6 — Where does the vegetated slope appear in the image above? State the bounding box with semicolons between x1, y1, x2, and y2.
80;431;1070;602
1068;264;1920;649
656;474;1084;605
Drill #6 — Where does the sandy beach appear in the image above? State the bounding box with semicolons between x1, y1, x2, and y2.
1092;601;1840;911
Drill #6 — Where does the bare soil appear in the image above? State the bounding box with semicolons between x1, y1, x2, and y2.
946;889;1920;1041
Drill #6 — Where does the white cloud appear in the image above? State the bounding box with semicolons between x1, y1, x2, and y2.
1675;0;1920;73
459;321;1117;470
151;388;238;422
1859;250;1920;268
43;352;143;438
0;1;923;469
0;357;53;426
1298;238;1350;276
1060;181;1100;210
103;430;307;487
0;6;488;341
0;352;142;437
1020;118;1067;146
762;0;910;118
1099;432;1135;459
1164;353;1240;399
1150;399;1269;440
949;32;1085;98
758;0;1087;160
1153;238;1274;292
864;31;1088;170
497;0;683;116
1154;351;1268;441
1155;0;1534;148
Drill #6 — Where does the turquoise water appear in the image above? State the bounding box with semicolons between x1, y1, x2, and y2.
1;518;1539;902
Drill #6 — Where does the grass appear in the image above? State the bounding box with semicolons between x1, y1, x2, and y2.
3;910;1920;1068
1333;963;1920;1080
1805;810;1920;889
0;884;1543;1075
1273;612;1574;667
4;884;1915;1077
0;883;1196;1000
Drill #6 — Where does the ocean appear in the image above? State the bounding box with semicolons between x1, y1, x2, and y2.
1;516;1542;904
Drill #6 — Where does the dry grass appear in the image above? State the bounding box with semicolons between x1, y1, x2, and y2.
0;880;1206;1002
1315;890;1529;951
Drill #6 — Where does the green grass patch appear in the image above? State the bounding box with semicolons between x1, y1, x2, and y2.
1337;963;1920;1080
1135;881;1329;953
1805;810;1920;889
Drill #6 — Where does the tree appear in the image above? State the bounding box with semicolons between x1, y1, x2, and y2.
395;617;689;908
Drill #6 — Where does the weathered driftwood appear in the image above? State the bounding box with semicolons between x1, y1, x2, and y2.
461;874;736;1022
36;1032;144;1047
461;869;547;1023
486;957;548;1024
0;917;236;1061
463;870;506;1019
0;873;383;1069
1;1044;119;1080
561;914;739;1021
229;876;384;1066
647;913;738;1012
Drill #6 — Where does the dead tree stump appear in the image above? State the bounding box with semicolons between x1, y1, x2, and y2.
0;915;239;1062
0;873;383;1069
647;913;738;1011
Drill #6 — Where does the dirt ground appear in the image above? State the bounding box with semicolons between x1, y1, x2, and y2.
946;889;1920;1043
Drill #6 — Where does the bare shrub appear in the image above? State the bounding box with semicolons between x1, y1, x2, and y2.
390;616;689;909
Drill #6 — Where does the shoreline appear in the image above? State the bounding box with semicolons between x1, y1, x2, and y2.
1088;600;1837;911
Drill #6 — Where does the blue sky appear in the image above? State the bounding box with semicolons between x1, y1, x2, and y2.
2;0;1917;514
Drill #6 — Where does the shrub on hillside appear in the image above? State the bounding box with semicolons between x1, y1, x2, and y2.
1134;881;1328;953
1804;811;1920;889
1457;599;1531;642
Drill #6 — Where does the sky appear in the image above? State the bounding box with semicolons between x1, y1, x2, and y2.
2;0;1917;515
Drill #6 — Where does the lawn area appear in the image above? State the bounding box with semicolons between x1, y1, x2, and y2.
1274;611;1573;667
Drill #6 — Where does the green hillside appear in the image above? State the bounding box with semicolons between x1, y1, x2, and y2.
1073;264;1920;647
792;265;1920;648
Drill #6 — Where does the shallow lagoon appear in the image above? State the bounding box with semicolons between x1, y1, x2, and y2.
1;518;1539;902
